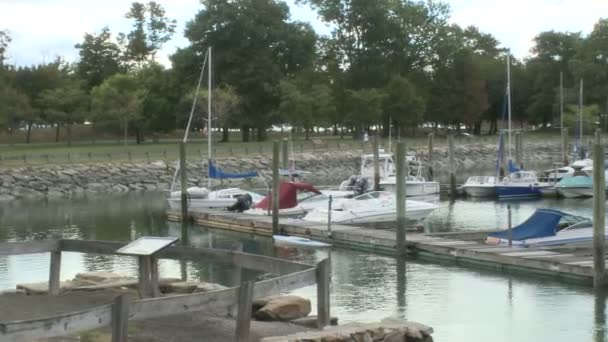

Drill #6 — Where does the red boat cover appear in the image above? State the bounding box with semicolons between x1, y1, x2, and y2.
254;182;321;210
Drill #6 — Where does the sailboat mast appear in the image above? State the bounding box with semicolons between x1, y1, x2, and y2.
560;71;563;129
579;78;583;153
507;53;512;160
207;47;213;189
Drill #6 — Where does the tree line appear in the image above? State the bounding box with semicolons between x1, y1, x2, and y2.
1;0;608;145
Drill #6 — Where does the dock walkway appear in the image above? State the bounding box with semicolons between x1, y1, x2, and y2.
168;208;602;285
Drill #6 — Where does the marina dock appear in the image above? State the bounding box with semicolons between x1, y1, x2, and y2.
168;208;605;285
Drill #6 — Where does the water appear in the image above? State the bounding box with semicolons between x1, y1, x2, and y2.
0;192;605;341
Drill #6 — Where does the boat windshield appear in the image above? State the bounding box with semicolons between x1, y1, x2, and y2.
558;217;593;232
353;191;393;201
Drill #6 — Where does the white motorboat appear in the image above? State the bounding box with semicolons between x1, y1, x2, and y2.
543;166;575;182
302;191;439;225
486;208;597;247
272;235;331;248
167;187;264;210
461;176;497;197
571;158;592;170
246;182;353;217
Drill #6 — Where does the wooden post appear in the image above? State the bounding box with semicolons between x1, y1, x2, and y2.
396;141;407;255
327;195;333;237
282;138;289;170
562;127;569;166
49;251;61;295
593;129;606;288
272;141;280;235
179;142;189;245
514;132;521;168
373;134;380;191
138;256;152;298
448;134;456;198
507;204;513;247
427;133;434;181
235;281;255;342
150;256;160;297
519;132;524;169
316;258;331;329
111;295;129;342
231;243;243;286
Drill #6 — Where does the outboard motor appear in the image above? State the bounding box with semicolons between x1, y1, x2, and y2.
347;175;358;188
227;194;253;213
355;177;368;195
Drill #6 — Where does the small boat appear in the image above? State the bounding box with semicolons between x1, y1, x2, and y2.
461;176;497;197
542;166;575;183
272;235;331;248
495;171;552;199
302;191;439;225
555;175;593;198
167;187;265;210
486;208;595;247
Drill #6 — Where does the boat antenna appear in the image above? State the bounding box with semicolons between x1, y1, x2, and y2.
207;47;213;189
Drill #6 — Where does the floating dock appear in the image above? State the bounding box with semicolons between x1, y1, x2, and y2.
167;208;605;285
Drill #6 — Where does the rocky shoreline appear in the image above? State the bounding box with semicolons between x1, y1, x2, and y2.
0;142;564;200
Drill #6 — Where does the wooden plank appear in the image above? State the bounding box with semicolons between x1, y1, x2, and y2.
316;259;330;329
111;295;129;342
48;251;61;296
0;240;59;256
0;304;112;341
254;268;317;299
499;251;559;257
235;281;254;342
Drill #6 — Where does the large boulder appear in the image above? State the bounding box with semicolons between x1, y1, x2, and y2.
253;295;311;321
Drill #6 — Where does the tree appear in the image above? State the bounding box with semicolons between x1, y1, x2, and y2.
124;1;176;65
91;73;144;145
345;88;385;136
75;27;123;90
384;76;425;135
0;30;10;66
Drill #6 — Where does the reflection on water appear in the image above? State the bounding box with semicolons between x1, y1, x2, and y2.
0;192;606;341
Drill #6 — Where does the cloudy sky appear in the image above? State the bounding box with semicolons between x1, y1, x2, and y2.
1;0;607;67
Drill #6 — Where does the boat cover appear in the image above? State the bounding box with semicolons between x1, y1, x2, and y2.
254;182;321;210
208;160;258;179
557;175;592;187
487;209;571;241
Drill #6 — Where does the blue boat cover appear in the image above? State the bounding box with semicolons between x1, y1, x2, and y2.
508;159;520;173
208;160;258;179
487;209;570;241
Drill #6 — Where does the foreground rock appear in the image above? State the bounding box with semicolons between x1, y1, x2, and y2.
253;295;312;321
261;320;434;342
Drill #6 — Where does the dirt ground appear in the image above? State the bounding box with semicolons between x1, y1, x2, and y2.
0;289;312;342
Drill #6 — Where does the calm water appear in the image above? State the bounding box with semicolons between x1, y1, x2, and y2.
0;192;605;342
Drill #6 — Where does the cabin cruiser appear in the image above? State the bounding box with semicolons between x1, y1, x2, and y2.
246;181;354;217
495;171;552;199
555;169;608;198
486;209;597;247
460;176;497;197
167;187;264;210
302;191;439;225
339;151;439;196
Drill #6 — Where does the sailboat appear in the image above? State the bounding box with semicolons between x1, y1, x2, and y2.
167;47;263;210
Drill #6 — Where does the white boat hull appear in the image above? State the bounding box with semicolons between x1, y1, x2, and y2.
167;189;264;210
462;185;496;197
556;187;593;198
273;235;331;248
381;181;440;196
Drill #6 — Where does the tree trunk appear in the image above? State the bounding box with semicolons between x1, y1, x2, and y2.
333;124;338;136
55;124;60;143
67;123;72;147
256;125;266;142
221;126;229;142
123;118;128;146
135;126;142;145
305;127;310;140
26;122;33;144
241;125;250;142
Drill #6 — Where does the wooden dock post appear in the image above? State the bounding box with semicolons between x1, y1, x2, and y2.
111;294;129;342
272;141;280;235
593;129;606;288
327;195;333;237
373;133;380;191
138;256;153;298
396;141;407;255
519;132;524;169
427;133;434;181
448;134;456;198
179;141;189;245
235;281;254;342
562;127;569;166
49;251;61;295
282;138;289;170
515;132;522;169
316;258;331;329
507;204;513;247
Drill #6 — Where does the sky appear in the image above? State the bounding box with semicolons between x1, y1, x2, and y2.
1;0;607;67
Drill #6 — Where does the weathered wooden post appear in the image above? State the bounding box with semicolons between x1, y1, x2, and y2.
316;258;331;329
49;250;61;295
396;141;407;256
327;195;333;237
507;204;513;247
282;138;289;170
519;132;524;169
593;129;606;288
179;142;189;245
231;243;243;286
235;281;255;342
427;133;434;181
448;134;456;198
150;256;160;297
138;256;151;298
272;141;280;235
562;127;569;166
111;294;129;342
514;132;521;168
373;133;380;191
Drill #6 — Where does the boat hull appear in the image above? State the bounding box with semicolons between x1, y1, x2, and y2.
273;235;331;248
381;181;440;196
462;185;496;197
495;185;547;199
556;187;593;198
167;198;237;210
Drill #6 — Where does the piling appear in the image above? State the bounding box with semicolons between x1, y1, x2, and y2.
427;133;434;181
562;128;569;166
179;142;189;244
592;129;606;288
282;138;289;170
519;132;524;169
316;259;331;329
373;134;380;191
515;132;522;169
507;204;513;247
327;195;333;237
272;141;280;235
235;281;254;342
396;141;407;255
448;134;456;198
111;295;129;342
